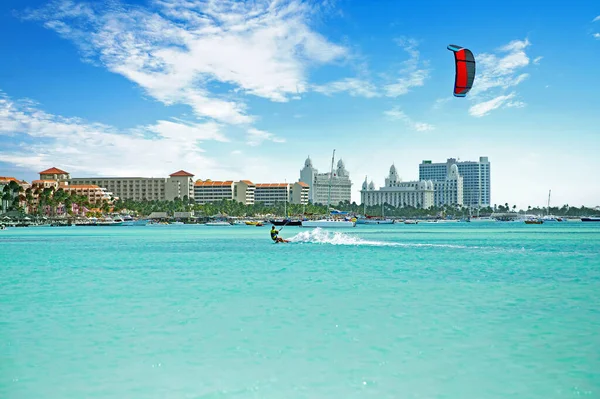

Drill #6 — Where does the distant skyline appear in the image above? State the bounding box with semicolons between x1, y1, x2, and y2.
1;1;599;208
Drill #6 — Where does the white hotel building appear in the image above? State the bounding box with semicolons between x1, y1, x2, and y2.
431;163;463;207
361;165;435;209
299;156;352;206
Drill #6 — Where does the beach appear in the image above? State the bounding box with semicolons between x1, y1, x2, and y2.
2;223;599;398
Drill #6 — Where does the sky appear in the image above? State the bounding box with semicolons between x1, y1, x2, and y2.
0;0;599;208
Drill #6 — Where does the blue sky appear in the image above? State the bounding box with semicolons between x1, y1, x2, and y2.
0;0;599;207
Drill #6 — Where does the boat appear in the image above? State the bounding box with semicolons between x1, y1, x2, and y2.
356;218;394;225
170;221;184;225
356;203;393;224
96;217;123;226
270;219;302;226
581;217;600;222
541;190;564;222
301;149;356;228
205;221;232;226
404;220;418;224
524;219;543;224
469;216;496;223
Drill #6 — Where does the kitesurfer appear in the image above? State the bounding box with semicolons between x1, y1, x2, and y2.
270;225;285;243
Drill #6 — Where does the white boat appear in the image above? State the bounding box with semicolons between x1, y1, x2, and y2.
469;216;496;223
205;221;232;226
541;190;564;222
170;221;184;225
356;218;394;225
356;202;393;224
96;217;123;226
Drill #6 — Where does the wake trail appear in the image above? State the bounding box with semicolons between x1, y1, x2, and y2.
286;228;470;249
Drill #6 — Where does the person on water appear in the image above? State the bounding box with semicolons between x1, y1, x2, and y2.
270;225;285;243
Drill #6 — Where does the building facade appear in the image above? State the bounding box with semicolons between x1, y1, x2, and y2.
431;163;463;207
291;182;309;205
299;156;352;206
361;165;434;209
166;170;195;201
234;180;256;205
419;157;490;208
68;169;195;201
194;180;235;204
39;167;70;182
254;182;309;206
60;184;112;205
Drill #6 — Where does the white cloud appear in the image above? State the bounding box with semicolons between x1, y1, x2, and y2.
24;0;348;125
593;33;600;39
312;78;379;98
0;90;229;177
593;15;600;22
384;106;434;131
246;128;285;146
467;39;534;116
468;93;517;117
384;38;429;97
433;97;452;109
469;39;531;97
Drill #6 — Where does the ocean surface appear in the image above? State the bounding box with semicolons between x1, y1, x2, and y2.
1;222;599;399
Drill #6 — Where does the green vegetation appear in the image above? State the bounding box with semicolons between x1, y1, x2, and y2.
1;181;24;213
112;198;600;218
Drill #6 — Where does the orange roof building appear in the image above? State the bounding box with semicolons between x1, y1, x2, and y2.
69;169;195;202
39;167;68;175
169;170;194;177
39;167;70;181
254;182;309;206
193;180;236;205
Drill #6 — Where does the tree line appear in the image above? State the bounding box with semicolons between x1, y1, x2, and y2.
3;185;598;218
111;197;600;218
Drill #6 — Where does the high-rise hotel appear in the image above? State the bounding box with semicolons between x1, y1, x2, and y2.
419;157;490;208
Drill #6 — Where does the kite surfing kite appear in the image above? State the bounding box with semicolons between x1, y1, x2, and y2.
447;44;475;97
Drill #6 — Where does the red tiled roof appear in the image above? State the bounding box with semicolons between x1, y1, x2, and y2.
240;180;255;185
39;167;69;175
194;180;234;187
296;181;309;187
0;176;18;182
170;170;194;177
255;183;289;188
32;179;58;184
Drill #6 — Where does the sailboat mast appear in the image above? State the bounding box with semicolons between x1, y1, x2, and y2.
363;175;367;215
284;179;287;218
547;189;551;216
327;149;335;213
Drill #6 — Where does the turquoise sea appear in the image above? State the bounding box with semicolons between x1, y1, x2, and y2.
1;223;600;399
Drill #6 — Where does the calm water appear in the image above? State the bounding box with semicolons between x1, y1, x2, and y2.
1;223;600;399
